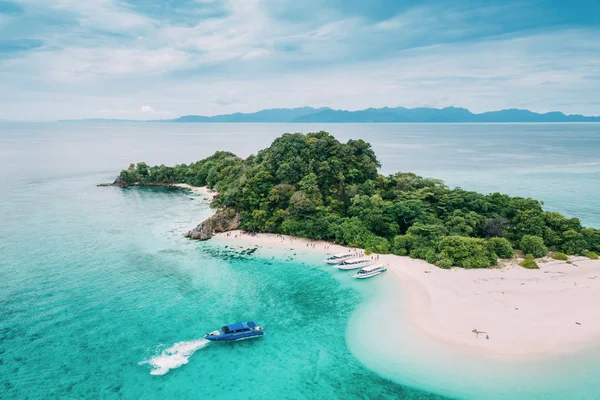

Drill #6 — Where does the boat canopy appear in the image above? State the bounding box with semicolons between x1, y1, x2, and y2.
332;252;351;258
342;257;371;264
224;321;258;332
226;322;247;331
360;264;383;272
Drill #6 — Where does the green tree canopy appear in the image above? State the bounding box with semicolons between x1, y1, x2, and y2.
116;131;600;269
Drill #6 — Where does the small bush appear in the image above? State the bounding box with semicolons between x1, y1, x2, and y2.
551;252;569;261
391;234;414;256
560;229;588;255
437;258;453;269
519;254;539;269
409;245;430;260
363;235;390;254
587;251;599;260
437;236;496;269
486;237;514;259
520;235;548;258
425;249;437;264
394;248;408;256
364;248;373;255
566;260;572;264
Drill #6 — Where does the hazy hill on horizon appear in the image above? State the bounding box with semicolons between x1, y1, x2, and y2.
58;106;600;123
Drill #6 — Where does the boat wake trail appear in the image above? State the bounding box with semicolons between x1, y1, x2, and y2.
139;339;210;375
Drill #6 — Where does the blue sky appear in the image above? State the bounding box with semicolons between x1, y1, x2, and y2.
0;0;599;120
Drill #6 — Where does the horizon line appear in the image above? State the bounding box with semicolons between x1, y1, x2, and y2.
2;105;600;123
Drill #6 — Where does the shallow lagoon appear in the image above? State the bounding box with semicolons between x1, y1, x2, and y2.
347;274;600;400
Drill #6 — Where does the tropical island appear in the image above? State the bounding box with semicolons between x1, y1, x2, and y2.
106;131;600;356
113;131;599;269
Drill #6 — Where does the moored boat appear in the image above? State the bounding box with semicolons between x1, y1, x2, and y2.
353;264;387;279
336;257;373;270
204;321;264;341
324;252;354;264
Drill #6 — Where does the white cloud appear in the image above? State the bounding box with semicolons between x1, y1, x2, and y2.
6;47;189;83
139;105;154;113
155;28;600;115
26;0;154;32
93;105;173;119
139;105;173;116
2;1;600;120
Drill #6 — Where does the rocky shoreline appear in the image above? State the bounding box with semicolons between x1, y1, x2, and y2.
185;208;241;240
97;175;180;188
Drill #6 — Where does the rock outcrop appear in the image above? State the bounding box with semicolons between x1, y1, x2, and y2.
112;174;128;187
186;208;241;240
96;175;131;187
106;175;129;187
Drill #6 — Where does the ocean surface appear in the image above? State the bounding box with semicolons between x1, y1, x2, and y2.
1;122;599;399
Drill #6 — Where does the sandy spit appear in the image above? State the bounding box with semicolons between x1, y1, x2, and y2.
212;230;600;357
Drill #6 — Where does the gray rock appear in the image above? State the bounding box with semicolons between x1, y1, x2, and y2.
186;208;241;240
97;175;128;187
112;174;128;187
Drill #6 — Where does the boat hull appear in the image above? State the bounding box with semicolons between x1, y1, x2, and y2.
353;268;387;279
336;262;372;270
204;331;264;341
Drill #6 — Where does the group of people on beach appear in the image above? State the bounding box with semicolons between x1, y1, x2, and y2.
223;231;389;261
347;250;381;261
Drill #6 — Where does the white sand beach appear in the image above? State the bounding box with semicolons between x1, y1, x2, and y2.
171;184;217;199
213;230;600;357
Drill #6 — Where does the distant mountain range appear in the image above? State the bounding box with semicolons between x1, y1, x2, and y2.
58;106;600;123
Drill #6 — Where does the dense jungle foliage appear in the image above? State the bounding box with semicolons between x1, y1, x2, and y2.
118;131;600;268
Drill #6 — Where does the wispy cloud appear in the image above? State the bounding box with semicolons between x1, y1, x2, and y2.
30;0;154;33
96;105;173;118
1;0;599;120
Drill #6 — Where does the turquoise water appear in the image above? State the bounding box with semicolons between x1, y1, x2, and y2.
1;122;599;399
1;176;444;399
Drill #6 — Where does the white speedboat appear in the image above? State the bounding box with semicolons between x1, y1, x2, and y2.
324;252;354;265
353;264;387;279
336;257;373;270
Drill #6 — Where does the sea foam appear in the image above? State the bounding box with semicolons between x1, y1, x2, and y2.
140;339;210;375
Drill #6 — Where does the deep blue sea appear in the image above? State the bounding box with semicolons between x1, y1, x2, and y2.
1;122;599;399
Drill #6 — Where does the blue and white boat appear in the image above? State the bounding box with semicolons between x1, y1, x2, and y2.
204;321;264;341
353;264;387;279
324;252;354;265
